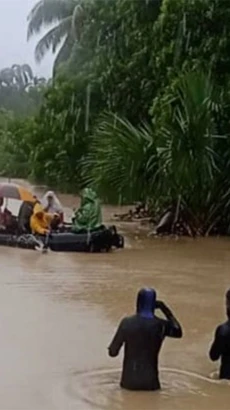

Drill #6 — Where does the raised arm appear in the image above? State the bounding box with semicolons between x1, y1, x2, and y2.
108;319;125;357
157;301;183;338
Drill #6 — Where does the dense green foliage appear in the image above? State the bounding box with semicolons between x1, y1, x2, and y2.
0;64;47;176
3;0;230;233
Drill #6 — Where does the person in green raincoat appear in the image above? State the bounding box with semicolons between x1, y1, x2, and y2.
71;188;102;233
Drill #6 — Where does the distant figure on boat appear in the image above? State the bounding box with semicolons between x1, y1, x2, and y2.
0;197;3;212
30;203;55;235
71;188;102;233
108;288;183;391
41;191;64;224
0;197;8;229
0;197;17;233
209;289;230;379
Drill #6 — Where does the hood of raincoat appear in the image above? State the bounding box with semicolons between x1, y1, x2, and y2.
81;188;98;205
41;191;62;212
33;203;45;217
136;288;156;318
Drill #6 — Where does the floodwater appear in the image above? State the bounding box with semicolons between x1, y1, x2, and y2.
1;179;230;409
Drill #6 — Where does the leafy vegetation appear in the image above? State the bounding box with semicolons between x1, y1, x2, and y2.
2;0;230;234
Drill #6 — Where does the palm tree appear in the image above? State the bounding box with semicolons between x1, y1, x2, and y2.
0;68;14;87
12;64;34;88
155;70;224;234
27;0;85;68
82;112;159;204
0;64;33;89
0;63;47;116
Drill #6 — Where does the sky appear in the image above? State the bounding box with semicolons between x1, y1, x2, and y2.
0;0;54;78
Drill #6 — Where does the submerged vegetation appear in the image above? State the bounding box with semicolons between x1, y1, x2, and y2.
2;0;230;234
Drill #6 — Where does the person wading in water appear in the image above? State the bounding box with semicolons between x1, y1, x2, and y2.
108;288;183;391
209;289;230;379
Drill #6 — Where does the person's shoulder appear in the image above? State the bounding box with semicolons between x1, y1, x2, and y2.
121;314;136;322
216;320;230;336
119;315;137;326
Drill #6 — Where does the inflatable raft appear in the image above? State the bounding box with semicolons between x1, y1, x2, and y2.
0;225;124;253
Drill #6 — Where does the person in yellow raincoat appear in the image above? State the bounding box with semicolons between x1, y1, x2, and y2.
30;203;54;235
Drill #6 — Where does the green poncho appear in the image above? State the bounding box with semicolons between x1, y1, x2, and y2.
72;188;102;232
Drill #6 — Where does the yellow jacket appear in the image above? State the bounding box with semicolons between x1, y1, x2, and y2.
30;203;53;235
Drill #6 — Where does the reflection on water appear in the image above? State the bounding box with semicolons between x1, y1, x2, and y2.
0;179;230;409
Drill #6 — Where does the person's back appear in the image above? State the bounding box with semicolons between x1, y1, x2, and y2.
210;320;230;379
209;290;230;379
18;201;34;233
72;188;102;232
30;203;53;235
110;315;170;390
108;288;182;391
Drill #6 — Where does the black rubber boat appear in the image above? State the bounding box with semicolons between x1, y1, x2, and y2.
0;225;124;253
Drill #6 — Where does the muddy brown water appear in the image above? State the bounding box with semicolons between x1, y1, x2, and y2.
0;179;230;409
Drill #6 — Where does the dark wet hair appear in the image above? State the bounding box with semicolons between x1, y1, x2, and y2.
136;288;157;317
226;289;230;302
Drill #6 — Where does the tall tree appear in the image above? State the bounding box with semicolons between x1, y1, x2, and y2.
0;64;47;116
0;64;47;90
0;64;33;88
27;0;85;69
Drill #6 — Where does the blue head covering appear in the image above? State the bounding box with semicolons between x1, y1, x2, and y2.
136;288;156;318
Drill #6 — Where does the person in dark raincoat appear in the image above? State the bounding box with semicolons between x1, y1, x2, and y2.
71;188;102;233
209;289;230;379
108;288;183;391
18;196;39;233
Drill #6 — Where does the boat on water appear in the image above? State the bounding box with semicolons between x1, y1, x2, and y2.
0;225;124;253
0;182;125;253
